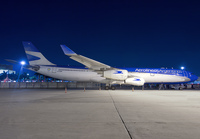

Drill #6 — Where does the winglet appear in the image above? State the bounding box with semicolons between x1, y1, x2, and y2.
60;45;76;55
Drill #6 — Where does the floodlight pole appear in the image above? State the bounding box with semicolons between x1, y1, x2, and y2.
17;65;23;82
17;61;25;82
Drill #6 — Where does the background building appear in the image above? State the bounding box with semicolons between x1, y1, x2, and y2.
0;64;16;74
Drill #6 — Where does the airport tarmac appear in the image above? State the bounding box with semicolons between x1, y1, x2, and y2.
0;89;200;139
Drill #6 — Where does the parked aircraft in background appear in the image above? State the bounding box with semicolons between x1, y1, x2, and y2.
17;42;198;89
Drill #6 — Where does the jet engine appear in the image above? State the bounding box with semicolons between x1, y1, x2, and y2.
125;77;145;86
103;70;128;80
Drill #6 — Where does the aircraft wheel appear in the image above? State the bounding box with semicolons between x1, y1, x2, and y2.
105;86;109;90
111;86;115;90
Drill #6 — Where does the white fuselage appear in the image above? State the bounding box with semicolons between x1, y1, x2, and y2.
33;66;191;84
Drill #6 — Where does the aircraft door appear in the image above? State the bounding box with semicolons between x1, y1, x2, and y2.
52;67;57;73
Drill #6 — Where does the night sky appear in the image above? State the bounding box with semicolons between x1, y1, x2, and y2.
1;1;200;75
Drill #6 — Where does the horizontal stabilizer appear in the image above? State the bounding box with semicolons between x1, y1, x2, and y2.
5;59;18;64
5;59;40;71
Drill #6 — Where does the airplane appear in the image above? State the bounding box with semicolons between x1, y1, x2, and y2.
17;41;198;90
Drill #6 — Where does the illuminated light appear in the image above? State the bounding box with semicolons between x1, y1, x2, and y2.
181;66;185;70
20;61;26;65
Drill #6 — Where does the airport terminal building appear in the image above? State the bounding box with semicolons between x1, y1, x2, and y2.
0;64;16;74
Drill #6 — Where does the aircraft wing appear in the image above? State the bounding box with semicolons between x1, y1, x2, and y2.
5;59;40;71
60;45;111;70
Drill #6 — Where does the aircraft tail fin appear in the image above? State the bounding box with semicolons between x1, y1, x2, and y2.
22;41;55;66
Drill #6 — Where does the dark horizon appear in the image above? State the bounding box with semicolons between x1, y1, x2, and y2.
1;1;200;76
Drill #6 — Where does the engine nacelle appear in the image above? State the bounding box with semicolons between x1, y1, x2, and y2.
125;77;145;86
103;70;128;80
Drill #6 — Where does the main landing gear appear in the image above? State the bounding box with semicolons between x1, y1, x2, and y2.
105;86;116;90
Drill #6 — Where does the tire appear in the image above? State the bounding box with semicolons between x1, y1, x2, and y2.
105;86;109;90
111;86;115;90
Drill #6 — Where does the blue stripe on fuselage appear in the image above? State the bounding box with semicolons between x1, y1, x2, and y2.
122;68;186;77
